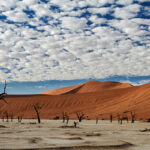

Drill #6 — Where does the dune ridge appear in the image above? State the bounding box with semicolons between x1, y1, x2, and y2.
42;80;133;95
0;81;149;120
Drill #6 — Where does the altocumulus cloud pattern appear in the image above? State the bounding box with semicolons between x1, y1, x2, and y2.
0;0;150;82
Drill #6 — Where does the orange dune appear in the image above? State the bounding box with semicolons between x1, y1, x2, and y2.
42;83;84;95
0;81;150;121
42;80;133;95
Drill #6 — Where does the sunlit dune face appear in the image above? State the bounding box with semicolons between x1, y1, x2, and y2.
0;81;150;121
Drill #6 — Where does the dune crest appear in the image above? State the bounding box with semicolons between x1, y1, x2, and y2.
42;83;84;95
42;80;133;95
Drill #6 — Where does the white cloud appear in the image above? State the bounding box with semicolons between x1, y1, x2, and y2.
3;10;29;22
124;79;150;86
21;0;38;5
29;3;51;17
113;4;141;19
131;18;150;26
60;17;88;30
116;0;134;5
88;7;111;15
0;0;17;11
0;0;149;82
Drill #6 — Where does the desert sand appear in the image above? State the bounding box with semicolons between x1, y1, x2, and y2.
0;81;150;120
0;119;150;150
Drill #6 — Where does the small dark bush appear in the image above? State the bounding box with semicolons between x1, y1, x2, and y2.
53;116;60;120
147;118;150;122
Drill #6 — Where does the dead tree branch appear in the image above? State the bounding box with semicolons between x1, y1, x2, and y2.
33;104;41;124
76;112;85;122
0;80;8;104
131;111;135;123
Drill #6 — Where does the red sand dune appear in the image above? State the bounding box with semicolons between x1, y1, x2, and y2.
42;80;133;95
0;81;150;121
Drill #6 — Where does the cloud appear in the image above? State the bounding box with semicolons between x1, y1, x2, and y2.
0;0;149;82
135;79;150;85
121;79;150;86
88;7;111;15
113;4;141;19
0;0;17;11
116;0;134;5
60;17;88;31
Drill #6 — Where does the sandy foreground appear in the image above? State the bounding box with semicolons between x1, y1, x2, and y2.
0;120;150;150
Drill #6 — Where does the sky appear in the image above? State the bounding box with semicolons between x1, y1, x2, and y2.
0;0;150;94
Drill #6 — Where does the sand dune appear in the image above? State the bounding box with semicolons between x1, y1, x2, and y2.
42;80;133;95
42;83;84;95
0;81;150;120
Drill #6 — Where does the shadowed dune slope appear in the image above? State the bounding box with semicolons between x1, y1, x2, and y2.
0;81;150;120
42;80;133;95
42;83;84;95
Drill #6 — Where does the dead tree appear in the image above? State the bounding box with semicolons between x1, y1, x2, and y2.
131;111;135;123
96;117;98;124
5;111;9;122
18;116;22;123
123;111;129;123
10;113;13;122
74;121;78;128
0;81;8;122
110;113;113;123
18;117;20;122
0;93;7;104
62;112;69;124
62;112;66;123
3;80;7;94
66;115;69;124
76;112;85;122
120;118;123;124
117;113;120;124
0;80;8;104
118;112;129;125
86;116;88;120
119;114;123;125
33;104;41;124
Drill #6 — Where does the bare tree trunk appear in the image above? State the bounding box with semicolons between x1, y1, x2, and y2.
3;80;7;94
66;116;69;124
5;111;9;122
76;112;85;122
74;121;77;128
18;116;20;122
96;117;98;124
34;106;41;123
131;111;135;123
120;119;123;124
0;80;8;104
62;112;66;123
17;116;22;122
10;113;13;122
110;114;113;123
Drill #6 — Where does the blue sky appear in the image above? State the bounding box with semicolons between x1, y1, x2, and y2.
0;0;150;94
1;75;150;94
